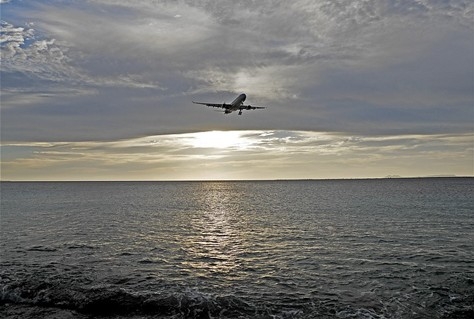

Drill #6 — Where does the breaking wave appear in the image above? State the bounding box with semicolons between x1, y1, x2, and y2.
1;276;258;318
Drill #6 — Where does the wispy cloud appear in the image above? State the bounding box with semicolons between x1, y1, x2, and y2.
2;131;472;180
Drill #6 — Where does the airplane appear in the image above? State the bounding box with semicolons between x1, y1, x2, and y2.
193;93;265;115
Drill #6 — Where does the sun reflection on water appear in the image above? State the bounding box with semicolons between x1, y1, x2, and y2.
181;183;244;278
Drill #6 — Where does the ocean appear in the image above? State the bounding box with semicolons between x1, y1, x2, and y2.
1;178;473;318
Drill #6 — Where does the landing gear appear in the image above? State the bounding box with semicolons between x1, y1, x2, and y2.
238;110;242;115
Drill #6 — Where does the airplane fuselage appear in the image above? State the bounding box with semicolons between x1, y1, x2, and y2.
224;93;247;114
231;93;247;107
192;93;265;115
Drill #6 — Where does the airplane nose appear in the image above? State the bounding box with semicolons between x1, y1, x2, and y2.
242;94;246;101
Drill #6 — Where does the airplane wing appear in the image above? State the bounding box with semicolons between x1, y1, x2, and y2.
241;105;265;110
192;101;226;108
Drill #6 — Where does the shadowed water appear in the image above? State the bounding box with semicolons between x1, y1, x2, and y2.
1;178;473;318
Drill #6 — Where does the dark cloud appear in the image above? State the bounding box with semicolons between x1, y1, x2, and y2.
2;1;472;140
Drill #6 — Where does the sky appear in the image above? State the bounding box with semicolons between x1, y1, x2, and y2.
1;0;473;180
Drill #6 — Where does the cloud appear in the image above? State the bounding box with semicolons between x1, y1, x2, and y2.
1;20;77;81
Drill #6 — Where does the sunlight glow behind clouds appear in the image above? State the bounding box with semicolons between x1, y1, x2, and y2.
182;131;258;150
2;131;472;181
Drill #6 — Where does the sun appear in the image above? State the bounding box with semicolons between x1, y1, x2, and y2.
187;131;251;149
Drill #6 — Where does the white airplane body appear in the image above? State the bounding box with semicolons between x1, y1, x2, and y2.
193;93;265;115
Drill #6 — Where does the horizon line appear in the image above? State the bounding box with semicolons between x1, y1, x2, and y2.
1;176;471;183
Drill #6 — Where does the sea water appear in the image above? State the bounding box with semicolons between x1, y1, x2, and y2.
1;178;473;318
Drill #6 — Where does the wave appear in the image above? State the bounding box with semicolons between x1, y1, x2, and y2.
26;245;58;252
1;270;473;319
3;282;473;319
0;275;262;319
